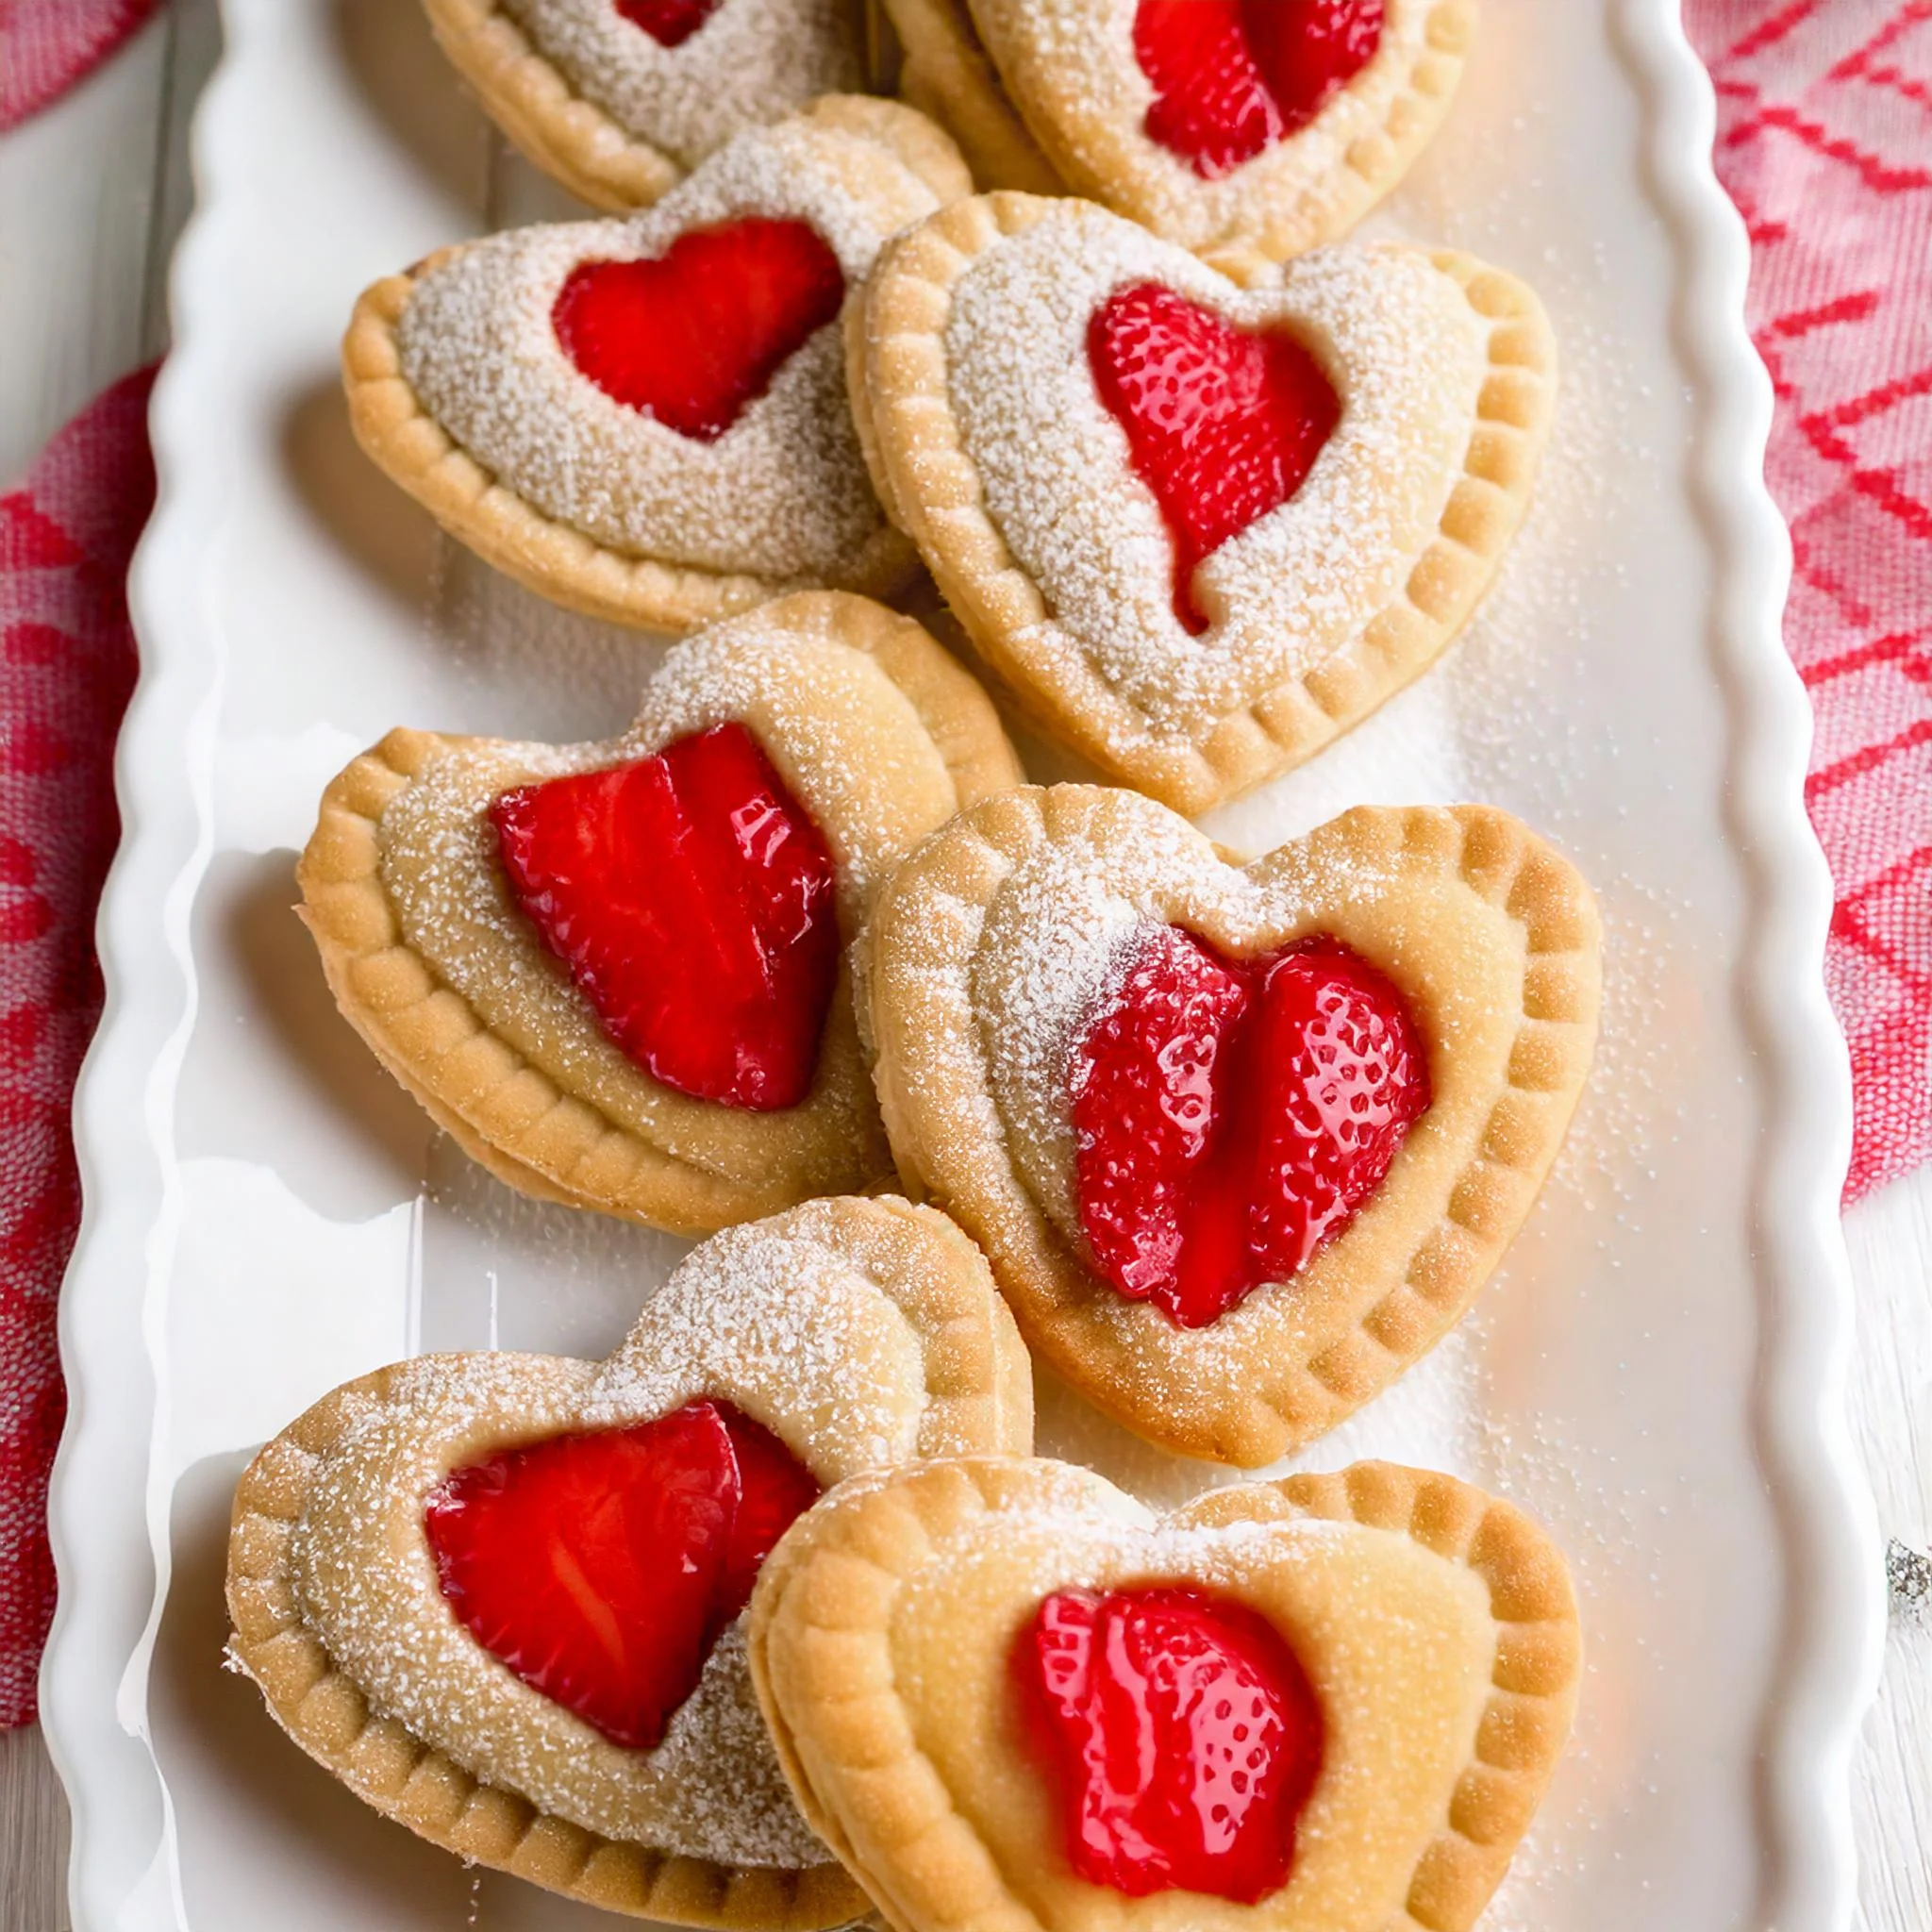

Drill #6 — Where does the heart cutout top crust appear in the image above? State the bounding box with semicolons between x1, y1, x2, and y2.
958;0;1471;261
749;1455;1580;1932
859;785;1599;1466
297;591;1022;1236
345;99;971;635
851;194;1555;815
226;1195;1035;1928
422;0;867;211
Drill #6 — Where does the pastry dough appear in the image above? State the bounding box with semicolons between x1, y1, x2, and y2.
851;194;1555;815
961;0;1474;261
345;98;969;634
227;1195;1034;1927
859;785;1600;1466
421;0;867;212
298;591;1022;1234
882;0;1063;192
749;1454;1579;1932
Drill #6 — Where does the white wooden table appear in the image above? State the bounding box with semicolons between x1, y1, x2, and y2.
1;7;1926;1929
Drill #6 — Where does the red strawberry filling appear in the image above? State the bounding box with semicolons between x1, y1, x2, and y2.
1135;0;1386;177
553;218;844;441
1072;926;1429;1327
1017;1586;1324;1902
1088;283;1339;636
614;0;722;47
491;721;841;1111
425;1398;820;1752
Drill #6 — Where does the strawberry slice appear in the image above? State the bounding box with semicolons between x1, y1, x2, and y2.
491;721;841;1111
553;218;844;441
614;0;722;47
1017;1586;1324;1902
1134;0;1385;178
1087;283;1339;635
1072;929;1429;1327
425;1399;820;1752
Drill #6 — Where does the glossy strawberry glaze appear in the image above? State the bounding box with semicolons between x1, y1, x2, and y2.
425;1399;820;1752
1087;283;1339;635
1072;926;1429;1327
614;0;722;47
491;722;841;1111
1018;1586;1324;1902
1134;0;1386;178
552;218;845;441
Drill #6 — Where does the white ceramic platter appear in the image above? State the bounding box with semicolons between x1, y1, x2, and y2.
41;1;1886;1926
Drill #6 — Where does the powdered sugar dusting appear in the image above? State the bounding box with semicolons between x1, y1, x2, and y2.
973;0;1432;247
500;0;862;170
943;205;1488;745
283;1200;975;1869
399;115;940;579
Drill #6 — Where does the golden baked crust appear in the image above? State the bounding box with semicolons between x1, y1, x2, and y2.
963;0;1474;260
854;194;1557;816
883;0;1063;192
227;1197;1034;1927
344;99;967;635
423;0;682;211
298;591;1024;1235
860;786;1600;1466
749;1455;1579;1932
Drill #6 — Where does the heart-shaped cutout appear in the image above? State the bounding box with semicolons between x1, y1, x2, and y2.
1134;0;1385;178
958;0;1472;260
553;219;846;440
614;0;721;50
852;194;1555;813
1088;281;1341;634
345;100;970;633
227;1196;1035;1926
425;1398;820;1750
860;784;1599;1465
491;721;841;1110
422;0;868;210
1018;1584;1325;1900
750;1456;1579;1932
298;591;1021;1235
1074;927;1430;1327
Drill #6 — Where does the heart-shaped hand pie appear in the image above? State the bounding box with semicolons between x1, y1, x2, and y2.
749;1455;1579;1932
956;0;1474;261
298;591;1021;1233
345;98;970;634
859;785;1599;1465
226;1196;1034;1927
422;0;867;211
850;194;1555;814
883;0;1064;192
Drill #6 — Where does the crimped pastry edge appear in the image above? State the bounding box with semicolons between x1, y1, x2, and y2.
963;0;1476;261
296;590;1024;1236
747;1454;1581;1932
225;1195;1035;1929
861;788;1601;1466
856;194;1557;815
881;0;1064;193
423;0;685;212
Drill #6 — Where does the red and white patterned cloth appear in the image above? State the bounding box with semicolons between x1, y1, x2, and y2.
0;2;1929;1728
0;0;160;132
1685;0;1932;1199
